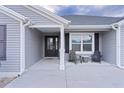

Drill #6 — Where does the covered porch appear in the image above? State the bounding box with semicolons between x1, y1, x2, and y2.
25;24;118;71
28;25;65;70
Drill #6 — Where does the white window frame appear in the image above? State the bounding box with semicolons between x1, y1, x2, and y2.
70;33;81;52
69;33;94;54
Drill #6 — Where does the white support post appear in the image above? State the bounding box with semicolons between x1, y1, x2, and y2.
20;22;25;75
116;26;121;67
60;25;65;70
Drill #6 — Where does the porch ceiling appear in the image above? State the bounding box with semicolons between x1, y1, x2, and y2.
37;28;60;33
29;25;61;33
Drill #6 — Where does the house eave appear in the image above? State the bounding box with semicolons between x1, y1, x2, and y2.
65;25;113;31
25;5;70;25
29;25;62;28
1;6;29;23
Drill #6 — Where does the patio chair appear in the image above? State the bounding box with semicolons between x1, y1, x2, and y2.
91;50;102;63
68;50;77;64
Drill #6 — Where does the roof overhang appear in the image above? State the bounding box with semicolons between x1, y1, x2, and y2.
0;6;29;23
29;25;61;33
24;5;71;25
29;24;113;32
29;25;61;28
65;25;113;31
115;19;124;26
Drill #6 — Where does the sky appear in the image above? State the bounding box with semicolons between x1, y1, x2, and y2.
42;5;124;17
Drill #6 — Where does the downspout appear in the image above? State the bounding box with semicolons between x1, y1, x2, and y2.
111;23;121;68
19;19;31;75
112;23;119;30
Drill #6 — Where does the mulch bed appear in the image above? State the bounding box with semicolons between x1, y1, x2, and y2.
0;77;16;88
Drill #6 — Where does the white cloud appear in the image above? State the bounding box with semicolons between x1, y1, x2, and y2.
103;13;124;17
75;6;91;15
41;5;59;13
41;5;107;15
93;5;107;10
102;8;124;17
74;6;107;15
41;5;124;17
42;5;71;14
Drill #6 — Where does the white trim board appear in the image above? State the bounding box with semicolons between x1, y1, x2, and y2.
25;5;70;25
19;22;26;75
116;26;121;67
0;8;22;22
112;23;121;67
29;25;62;28
65;25;112;32
66;25;112;30
24;6;69;25
69;32;95;54
0;6;28;22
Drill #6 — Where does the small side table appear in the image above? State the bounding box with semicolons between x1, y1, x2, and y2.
80;55;91;63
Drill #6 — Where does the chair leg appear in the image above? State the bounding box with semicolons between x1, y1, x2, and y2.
74;60;77;64
79;56;82;63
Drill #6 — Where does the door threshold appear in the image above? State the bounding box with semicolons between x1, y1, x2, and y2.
44;57;59;58
43;57;59;59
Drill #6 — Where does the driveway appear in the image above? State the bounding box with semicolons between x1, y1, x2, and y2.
5;59;124;88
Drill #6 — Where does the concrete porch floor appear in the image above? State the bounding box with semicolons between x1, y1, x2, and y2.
5;58;124;88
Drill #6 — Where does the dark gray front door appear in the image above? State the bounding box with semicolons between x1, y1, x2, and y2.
45;36;59;57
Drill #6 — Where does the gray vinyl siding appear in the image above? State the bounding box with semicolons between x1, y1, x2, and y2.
120;25;124;66
5;5;58;25
102;30;116;65
25;27;43;69
0;12;20;72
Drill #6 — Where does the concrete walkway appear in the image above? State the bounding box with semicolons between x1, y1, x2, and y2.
5;59;124;88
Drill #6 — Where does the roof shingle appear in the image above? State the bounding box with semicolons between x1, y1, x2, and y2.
62;15;122;25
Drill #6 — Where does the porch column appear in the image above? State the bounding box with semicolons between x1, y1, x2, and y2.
60;25;65;70
116;25;121;67
112;23;121;67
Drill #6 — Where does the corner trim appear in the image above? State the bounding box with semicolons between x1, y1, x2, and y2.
112;23;121;67
19;22;25;75
116;26;121;67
